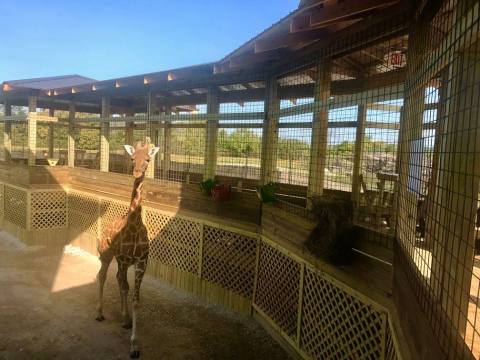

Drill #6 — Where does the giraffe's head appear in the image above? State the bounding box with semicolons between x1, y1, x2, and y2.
124;140;160;178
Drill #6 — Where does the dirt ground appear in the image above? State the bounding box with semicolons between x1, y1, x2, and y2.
0;231;289;360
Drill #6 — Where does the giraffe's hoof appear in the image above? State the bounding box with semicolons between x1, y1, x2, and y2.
122;320;133;329
130;350;140;359
95;315;105;322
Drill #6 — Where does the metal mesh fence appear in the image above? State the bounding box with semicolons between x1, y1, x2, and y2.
395;1;480;358
74;123;100;169
1;2;479;357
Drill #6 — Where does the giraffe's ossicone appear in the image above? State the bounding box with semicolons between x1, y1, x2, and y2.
95;140;159;359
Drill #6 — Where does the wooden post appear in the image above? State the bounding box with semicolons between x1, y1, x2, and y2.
68;102;75;168
125;121;134;174
429;51;480;335
3;101;11;162
27;96;37;166
396;21;428;259
352;104;367;203
204;86;219;180
307;58;332;209
424;69;449;250
48;108;55;158
100;97;110;172
145;92;156;179
260;76;280;185
163;106;172;180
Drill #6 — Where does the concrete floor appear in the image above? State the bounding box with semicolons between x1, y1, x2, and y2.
0;231;289;360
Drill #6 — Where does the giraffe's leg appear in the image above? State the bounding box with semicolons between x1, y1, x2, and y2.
116;262;131;329
96;253;113;321
129;260;147;359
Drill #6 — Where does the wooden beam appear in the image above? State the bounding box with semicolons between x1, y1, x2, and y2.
332;68;406;95
204;87;219;180
309;0;398;28
290;14;311;33
3;101;12;162
68;102;75;167
307;58;332;208
27;96;37;166
352;104;366;203
255;29;328;53
145;92;156;179
260;77;280;185
229;49;289;69
100;97;110;172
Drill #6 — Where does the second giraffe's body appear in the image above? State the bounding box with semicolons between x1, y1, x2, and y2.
95;140;159;359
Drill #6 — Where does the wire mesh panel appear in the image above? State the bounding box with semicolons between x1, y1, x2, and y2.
325;125;356;191
275;88;314;188
74;123;100;170
10;123;27;163
396;1;480;358
254;241;301;339
276;127;312;186
300;267;385;359
202;225;258;298
169;126;205;182
144;208;202;274
109;123;127;174
216;101;264;185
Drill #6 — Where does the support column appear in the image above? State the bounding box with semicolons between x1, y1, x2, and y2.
307;58;332;209
145;92;156;179
396;21;428;258
429;50;480;335
68;102;75;167
125;121;134;174
260;76;280;185
100;97;110;172
48;108;55;158
27;96;37;166
352;104;367;203
3;101;11;162
163;107;172;180
204;86;219;180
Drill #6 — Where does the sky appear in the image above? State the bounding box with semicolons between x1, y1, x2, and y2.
0;0;298;82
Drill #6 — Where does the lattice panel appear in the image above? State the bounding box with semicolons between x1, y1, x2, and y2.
202;225;257;298
4;186;27;228
300;268;384;359
385;321;398;360
67;191;99;238
30;191;67;229
145;209;201;274
100;199;129;236
0;183;4;219
254;242;301;339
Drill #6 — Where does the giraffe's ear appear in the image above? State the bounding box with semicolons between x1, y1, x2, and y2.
148;146;160;158
124;145;135;156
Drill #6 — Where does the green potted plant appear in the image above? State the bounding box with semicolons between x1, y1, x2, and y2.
199;178;216;196
257;182;277;203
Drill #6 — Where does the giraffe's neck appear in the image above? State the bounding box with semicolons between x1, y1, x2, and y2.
128;176;144;219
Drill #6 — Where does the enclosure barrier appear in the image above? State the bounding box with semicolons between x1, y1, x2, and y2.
0;176;402;359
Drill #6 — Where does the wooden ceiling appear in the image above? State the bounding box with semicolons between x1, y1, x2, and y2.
215;0;404;74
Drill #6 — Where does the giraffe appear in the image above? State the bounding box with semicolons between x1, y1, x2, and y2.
95;139;159;359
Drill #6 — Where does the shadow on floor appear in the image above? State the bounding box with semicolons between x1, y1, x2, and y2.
0;233;289;360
